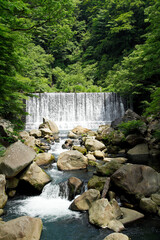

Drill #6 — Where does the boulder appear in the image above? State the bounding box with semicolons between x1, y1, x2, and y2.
67;131;78;139
40;128;53;137
68;177;83;200
70;189;100;211
29;129;42;138
151;193;160;206
62;139;73;149
0;216;42;240
86;153;96;162
72;146;87;155
34;153;55;166
0;118;15;146
88;198;124;231
126;134;144;146
24;136;36;149
111;164;160;199
57;150;88;171
0;175;7;208
6;177;19;189
0;141;36;178
103;157;127;164
71;126;90;135
103;233;130;240
139;197;158;214
120;207;144;224
85;139;105;151
19;131;30;139
94;150;104;159
20;162;51;192
127;143;150;160
42;118;59;134
96;160;122;176
88;175;107;192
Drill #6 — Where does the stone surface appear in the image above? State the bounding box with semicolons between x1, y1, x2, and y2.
120;207;144;224
126;134;144;146
68;177;83;200
19;131;30;139
94;150;104;159
103;157;127;164
57;150;88;171
96;160;122;176
6;177;19;189
67;131;78;139
139;197;158;213
43;118;59;134
34;152;55;166
0;175;7;208
24;136;36;149
70;189;100;211
127;143;149;156
20;162;51;191
151;193;160;206
88;175;107;192
0;216;42;240
72;146;87;155
85;138;105;151
71;126;90;135
111;164;160;198
88;198;124;231
86;153;96;162
40;128;53;137
0;141;36;178
29;129;42;138
103;233;130;240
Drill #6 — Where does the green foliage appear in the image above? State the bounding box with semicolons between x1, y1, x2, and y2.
118;120;145;136
144;88;160;117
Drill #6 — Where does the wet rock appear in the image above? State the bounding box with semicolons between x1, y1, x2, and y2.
24;136;36;149
42;118;59;134
103;233;130;240
88;175;107;192
19;131;30;139
6;177;19;189
57;150;88;171
88;198;124;231
72;146;87;155
139;197;158;214
67;131;78;139
111;164;160;199
127;143;150;160
71;126;90;135
0;216;42;240
94;150;104;159
0;175;7;208
68;177;83;200
103;157;127;164
126;134;144;146
62;139;73;149
120;207;144;224
20;162;51;192
86;153;96;162
85;139;105;151
29;129;42;138
70;189;100;211
96;160;122;176
34;153;55;166
40;128;53;137
0;141;36;178
151;193;160;206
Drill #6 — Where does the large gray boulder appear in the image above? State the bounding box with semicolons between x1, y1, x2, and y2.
68;177;83;200
29;129;42;138
20;162;51;191
70;189;100;211
0;216;42;240
96;160;122;176
139;198;158;214
88;198;124;231
127;143;150;160
0;175;8;208
71;126;90;135
0;141;36;178
57;150;88;171
111;164;160;199
85;139;105;151
104;233;130;240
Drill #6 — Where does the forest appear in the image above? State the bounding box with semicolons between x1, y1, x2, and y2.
0;0;160;124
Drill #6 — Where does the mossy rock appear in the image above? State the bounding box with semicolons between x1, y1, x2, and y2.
96;160;122;176
88;160;98;167
88;175;107;192
72;146;87;155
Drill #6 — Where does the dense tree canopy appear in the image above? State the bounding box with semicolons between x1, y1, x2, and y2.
0;0;160;124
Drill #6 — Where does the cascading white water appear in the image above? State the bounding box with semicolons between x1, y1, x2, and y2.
25;92;125;130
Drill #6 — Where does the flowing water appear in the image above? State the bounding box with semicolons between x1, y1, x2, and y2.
3;135;160;240
25;92;125;130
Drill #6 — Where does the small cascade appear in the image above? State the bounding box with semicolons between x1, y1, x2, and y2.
25;92;125;130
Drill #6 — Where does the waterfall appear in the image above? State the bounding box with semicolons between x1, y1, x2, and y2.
25;92;125;130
